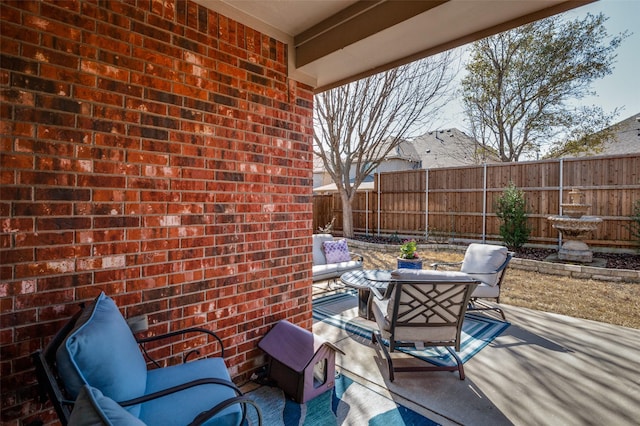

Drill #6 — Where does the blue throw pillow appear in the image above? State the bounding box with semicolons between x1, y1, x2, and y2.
56;292;148;417
69;385;146;426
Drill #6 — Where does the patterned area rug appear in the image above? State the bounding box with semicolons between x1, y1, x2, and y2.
244;373;439;426
313;291;510;367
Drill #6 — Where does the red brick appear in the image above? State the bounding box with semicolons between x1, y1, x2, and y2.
1;0;314;422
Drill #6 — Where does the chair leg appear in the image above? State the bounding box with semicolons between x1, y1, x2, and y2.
372;331;395;382
445;346;465;380
327;277;345;290
468;299;506;321
372;333;468;381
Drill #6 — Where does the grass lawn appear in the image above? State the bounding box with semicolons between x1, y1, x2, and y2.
358;246;640;329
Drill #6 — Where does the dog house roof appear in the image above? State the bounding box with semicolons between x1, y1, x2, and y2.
258;320;344;373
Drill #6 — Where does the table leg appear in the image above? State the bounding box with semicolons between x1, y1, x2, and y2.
357;288;370;318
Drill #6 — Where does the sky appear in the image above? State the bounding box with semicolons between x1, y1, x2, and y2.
431;0;640;131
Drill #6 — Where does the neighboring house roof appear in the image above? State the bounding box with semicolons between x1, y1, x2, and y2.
370;129;489;170
313;128;489;191
598;113;640;155
379;138;418;161
410;128;495;169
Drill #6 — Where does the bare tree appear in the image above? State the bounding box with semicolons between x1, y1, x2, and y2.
462;13;627;162
314;52;458;238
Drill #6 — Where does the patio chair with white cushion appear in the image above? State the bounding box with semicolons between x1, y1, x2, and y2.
312;234;363;284
370;269;479;381
431;243;512;320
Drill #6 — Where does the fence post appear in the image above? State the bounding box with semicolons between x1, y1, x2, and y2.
425;169;429;240
482;163;487;243
558;158;564;248
376;173;381;237
365;191;369;235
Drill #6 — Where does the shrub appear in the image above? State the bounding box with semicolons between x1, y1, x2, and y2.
495;182;531;250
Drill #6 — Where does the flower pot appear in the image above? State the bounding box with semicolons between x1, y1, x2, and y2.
397;258;423;270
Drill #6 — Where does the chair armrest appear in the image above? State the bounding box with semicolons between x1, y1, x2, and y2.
370;286;385;300
430;261;462;270
136;327;225;365
350;252;364;263
370;284;395;300
118;378;262;426
189;395;263;426
118;377;241;407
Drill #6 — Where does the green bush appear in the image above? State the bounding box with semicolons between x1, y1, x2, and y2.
495;182;530;250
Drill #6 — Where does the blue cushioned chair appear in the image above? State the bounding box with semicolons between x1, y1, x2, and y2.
32;292;262;426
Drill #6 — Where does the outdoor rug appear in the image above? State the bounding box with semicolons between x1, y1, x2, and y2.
243;373;440;426
312;291;510;368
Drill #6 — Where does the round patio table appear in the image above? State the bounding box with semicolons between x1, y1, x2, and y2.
340;269;393;319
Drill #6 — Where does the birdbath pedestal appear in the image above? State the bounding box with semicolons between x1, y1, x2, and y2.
547;189;602;263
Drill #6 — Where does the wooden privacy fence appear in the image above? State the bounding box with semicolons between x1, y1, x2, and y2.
313;154;640;250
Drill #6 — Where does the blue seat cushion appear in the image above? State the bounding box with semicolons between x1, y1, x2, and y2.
139;358;242;426
69;385;146;426
56;292;148;417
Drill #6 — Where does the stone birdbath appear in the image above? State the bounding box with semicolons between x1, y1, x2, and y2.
547;188;602;263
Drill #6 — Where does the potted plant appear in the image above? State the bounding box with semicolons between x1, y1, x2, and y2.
397;239;423;269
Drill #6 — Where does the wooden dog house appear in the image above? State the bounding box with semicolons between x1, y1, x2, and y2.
258;320;344;403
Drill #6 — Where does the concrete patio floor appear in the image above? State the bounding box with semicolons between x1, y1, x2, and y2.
311;294;640;426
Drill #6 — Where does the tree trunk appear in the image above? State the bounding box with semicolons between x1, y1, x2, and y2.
341;192;354;238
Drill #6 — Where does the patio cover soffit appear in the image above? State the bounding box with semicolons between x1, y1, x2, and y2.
194;0;595;93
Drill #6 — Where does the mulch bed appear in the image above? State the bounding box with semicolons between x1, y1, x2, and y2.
351;235;640;270
515;247;640;270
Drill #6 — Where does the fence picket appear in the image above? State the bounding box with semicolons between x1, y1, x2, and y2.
313;154;640;249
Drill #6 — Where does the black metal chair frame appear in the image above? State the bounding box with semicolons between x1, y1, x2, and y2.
31;304;262;426
371;279;478;381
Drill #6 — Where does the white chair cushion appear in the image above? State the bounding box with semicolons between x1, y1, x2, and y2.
371;296;390;331
312;264;339;281
391;269;477;282
460;243;508;286
471;282;500;298
312;234;333;266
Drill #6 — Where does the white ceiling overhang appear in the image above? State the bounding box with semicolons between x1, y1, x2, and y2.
194;0;595;93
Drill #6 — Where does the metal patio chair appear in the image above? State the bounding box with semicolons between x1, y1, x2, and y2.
32;292;261;426
432;243;512;320
370;269;479;381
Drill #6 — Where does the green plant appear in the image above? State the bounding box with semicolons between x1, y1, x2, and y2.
390;232;402;244
628;200;640;249
399;239;418;259
495;182;530;250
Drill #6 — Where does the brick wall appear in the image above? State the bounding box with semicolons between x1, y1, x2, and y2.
0;0;314;423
